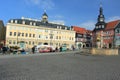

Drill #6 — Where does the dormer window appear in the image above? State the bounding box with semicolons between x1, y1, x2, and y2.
33;22;36;26
60;26;61;29
57;26;59;29
22;21;25;24
15;20;17;24
65;27;67;30
30;22;32;25
11;20;13;23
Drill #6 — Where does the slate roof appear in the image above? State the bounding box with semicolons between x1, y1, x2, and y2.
8;18;71;30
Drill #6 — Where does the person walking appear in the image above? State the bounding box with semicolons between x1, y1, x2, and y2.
32;46;35;54
2;46;7;55
55;47;58;52
59;46;62;52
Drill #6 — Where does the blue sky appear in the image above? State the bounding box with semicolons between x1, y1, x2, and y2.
0;0;120;30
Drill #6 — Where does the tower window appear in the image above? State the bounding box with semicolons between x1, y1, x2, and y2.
96;26;98;29
99;25;101;28
102;25;104;28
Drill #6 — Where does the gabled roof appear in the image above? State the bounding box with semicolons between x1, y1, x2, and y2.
105;20;120;30
73;26;87;34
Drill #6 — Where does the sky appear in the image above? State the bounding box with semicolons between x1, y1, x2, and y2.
0;0;120;30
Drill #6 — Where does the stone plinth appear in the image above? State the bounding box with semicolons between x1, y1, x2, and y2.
90;48;119;55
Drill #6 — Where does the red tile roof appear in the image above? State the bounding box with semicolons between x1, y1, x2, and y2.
73;26;86;34
73;26;92;34
105;20;120;30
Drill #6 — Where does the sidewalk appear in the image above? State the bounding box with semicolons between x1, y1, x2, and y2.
0;50;80;58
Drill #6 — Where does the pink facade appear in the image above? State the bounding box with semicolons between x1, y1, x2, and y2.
103;29;114;48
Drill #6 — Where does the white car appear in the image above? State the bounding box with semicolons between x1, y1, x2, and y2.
35;45;55;53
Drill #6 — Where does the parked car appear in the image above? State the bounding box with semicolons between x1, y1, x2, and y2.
36;45;55;53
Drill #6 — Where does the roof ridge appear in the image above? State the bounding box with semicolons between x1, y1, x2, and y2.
107;20;120;23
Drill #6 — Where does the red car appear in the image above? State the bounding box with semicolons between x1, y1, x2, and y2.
39;47;52;53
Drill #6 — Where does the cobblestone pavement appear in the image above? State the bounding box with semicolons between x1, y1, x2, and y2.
0;52;120;80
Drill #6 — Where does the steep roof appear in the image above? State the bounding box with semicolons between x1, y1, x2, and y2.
73;26;87;34
105;20;120;30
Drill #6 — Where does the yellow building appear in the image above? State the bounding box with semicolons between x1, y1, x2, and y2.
6;12;75;49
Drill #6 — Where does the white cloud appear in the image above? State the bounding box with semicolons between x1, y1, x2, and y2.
51;20;65;25
49;15;65;25
107;16;120;22
79;21;95;30
78;16;120;30
25;0;55;10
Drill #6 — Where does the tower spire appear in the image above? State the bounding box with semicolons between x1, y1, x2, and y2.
100;2;102;8
97;2;105;23
94;2;106;30
100;2;103;15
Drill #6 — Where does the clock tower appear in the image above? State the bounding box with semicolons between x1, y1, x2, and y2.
95;4;106;30
41;11;48;23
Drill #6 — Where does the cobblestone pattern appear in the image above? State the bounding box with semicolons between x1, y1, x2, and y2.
0;53;120;80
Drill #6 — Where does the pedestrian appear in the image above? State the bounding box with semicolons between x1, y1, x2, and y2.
59;46;62;52
55;47;58;52
2;46;7;55
72;45;75;51
32;46;35;54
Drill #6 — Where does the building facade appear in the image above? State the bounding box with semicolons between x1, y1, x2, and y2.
6;12;75;49
114;21;120;48
92;5;120;48
72;26;92;49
